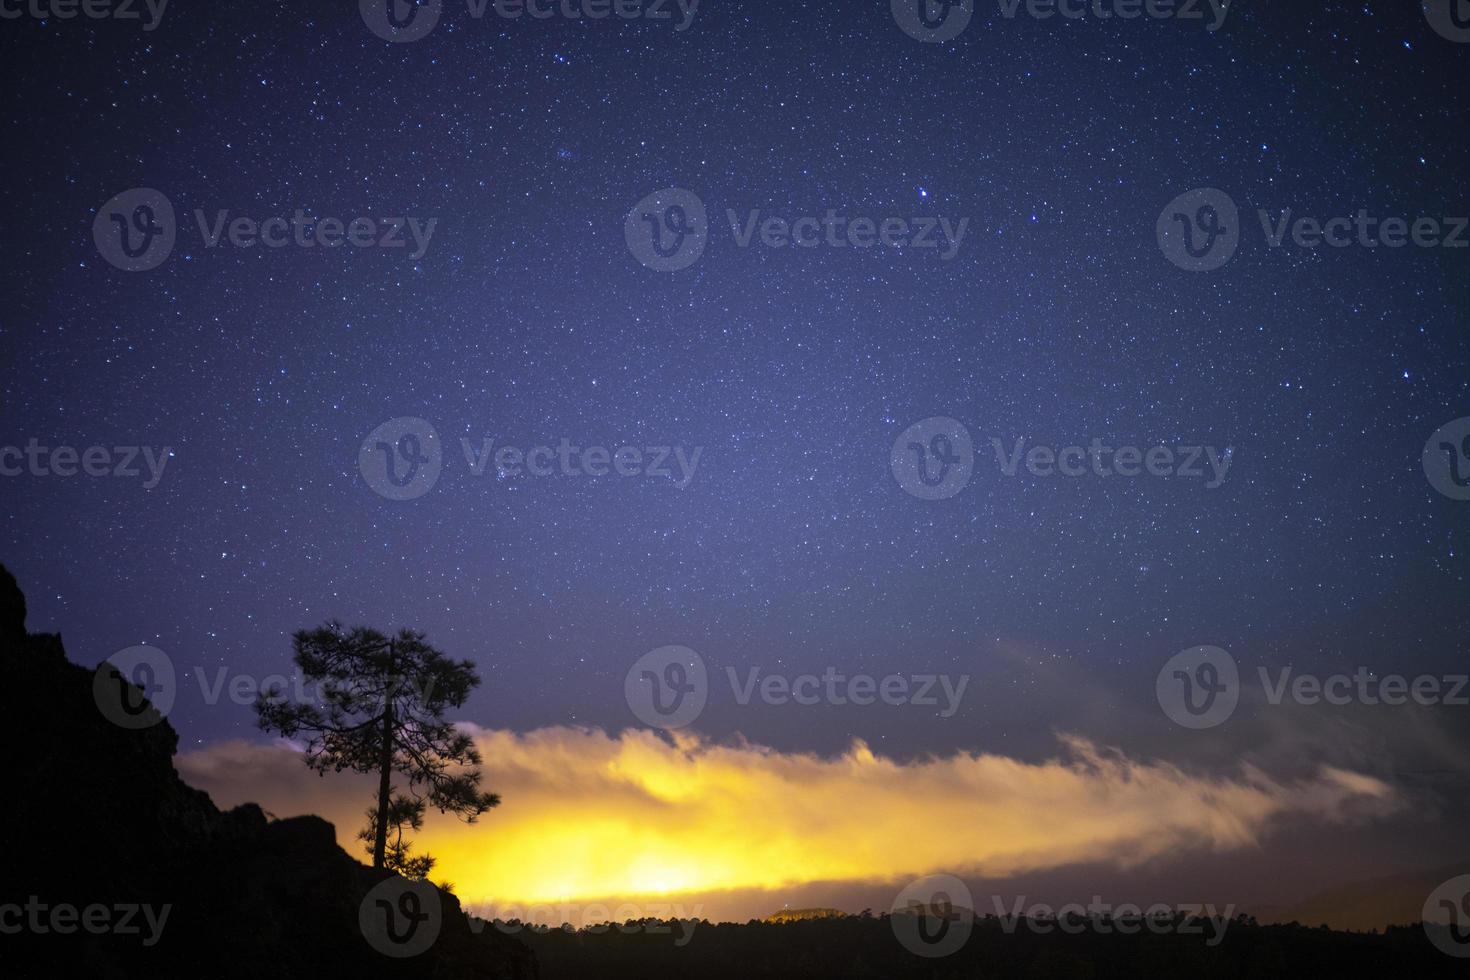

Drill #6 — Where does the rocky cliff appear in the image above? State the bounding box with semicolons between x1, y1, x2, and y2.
1;565;536;980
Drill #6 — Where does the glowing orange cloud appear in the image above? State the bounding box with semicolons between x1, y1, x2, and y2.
177;727;1396;910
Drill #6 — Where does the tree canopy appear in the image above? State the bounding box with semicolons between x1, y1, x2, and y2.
255;622;499;871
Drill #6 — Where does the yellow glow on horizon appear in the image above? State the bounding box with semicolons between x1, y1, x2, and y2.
177;726;1398;910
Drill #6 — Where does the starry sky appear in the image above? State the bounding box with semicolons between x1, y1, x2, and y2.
3;0;1470;916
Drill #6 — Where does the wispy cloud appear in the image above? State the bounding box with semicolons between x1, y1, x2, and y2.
178;727;1398;908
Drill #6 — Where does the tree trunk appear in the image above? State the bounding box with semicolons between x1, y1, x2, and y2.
372;639;395;869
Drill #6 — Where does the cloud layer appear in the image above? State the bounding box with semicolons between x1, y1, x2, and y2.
177;726;1397;910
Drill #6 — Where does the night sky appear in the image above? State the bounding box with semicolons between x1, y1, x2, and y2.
4;0;1470;916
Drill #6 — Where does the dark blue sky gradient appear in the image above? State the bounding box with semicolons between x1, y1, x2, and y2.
2;0;1467;803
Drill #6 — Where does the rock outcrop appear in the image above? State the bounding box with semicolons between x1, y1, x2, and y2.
1;565;536;980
